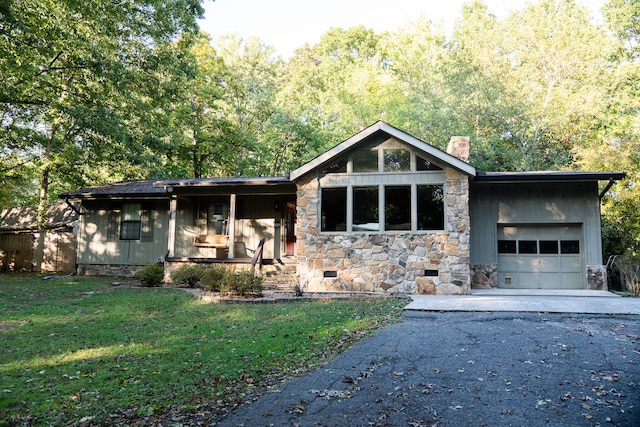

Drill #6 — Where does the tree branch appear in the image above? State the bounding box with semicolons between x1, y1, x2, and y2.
0;97;48;106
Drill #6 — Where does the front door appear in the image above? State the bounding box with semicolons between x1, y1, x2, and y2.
286;203;296;256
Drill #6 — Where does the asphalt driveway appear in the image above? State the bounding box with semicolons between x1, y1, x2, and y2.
217;310;640;426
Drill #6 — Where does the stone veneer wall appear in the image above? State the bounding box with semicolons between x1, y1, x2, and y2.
471;263;498;289
76;263;146;277
587;265;607;290
294;165;471;295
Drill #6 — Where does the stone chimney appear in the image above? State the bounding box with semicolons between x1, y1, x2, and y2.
446;136;470;163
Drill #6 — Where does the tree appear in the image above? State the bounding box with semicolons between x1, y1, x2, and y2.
381;18;462;149
578;0;640;255
446;0;611;171
214;35;320;176
281;26;399;155
0;0;203;220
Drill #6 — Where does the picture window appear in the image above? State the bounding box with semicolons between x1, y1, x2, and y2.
321;188;347;231
385;186;411;230
353;186;379;231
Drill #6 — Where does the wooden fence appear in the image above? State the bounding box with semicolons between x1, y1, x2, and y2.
0;230;76;273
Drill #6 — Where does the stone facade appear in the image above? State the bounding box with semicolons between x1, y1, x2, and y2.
587;265;607;290
294;136;472;295
76;263;146;277
471;263;498;289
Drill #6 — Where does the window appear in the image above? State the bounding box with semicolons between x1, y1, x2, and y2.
322;146;443;174
561;240;580;254
353;148;378;172
120;203;141;240
417;155;443;171
499;239;581;255
384;149;410;172
518;240;538;254
539;240;559;254
498;240;517;254
208;202;229;235
321;184;445;233
417;185;444;230
321;158;347;174
321;188;347;231
353;187;379;231
385;186;411;230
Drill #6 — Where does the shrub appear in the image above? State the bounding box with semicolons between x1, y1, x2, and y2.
201;265;227;292
139;264;164;287
221;268;263;297
171;264;206;288
616;250;640;297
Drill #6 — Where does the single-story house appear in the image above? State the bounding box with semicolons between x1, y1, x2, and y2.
0;202;79;273
60;121;625;294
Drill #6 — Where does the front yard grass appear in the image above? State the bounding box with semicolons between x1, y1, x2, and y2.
0;275;407;425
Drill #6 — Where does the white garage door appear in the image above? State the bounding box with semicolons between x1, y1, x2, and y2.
497;225;584;289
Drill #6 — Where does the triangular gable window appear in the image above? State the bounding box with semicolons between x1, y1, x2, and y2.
417;155;443;171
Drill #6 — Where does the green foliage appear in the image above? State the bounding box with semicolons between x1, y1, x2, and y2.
614;250;640;296
0;0;203;212
139;264;165;287
220;268;264;297
0;275;407;425
170;264;206;288
2;0;638;252
200;264;227;291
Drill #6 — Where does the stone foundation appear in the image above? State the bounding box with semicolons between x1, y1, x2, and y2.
76;263;147;278
471;264;498;289
295;232;469;294
587;265;607;290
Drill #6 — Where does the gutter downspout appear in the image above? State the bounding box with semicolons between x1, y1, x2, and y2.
64;198;82;215
599;177;617;200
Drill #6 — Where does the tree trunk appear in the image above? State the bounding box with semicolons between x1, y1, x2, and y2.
37;166;50;229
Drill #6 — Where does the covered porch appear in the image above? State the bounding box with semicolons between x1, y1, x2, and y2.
156;177;298;272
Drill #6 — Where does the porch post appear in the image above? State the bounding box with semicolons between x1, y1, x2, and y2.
168;196;177;258
227;193;236;258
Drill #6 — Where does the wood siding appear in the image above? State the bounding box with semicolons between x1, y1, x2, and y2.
0;230;76;273
78;200;169;265
470;181;602;265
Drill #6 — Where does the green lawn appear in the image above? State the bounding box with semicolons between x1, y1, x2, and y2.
0;275;407;425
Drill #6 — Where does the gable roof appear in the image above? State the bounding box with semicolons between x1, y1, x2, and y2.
59;180;165;199
289;121;477;181
0;202;79;232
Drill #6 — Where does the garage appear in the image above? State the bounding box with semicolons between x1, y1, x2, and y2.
497;224;584;289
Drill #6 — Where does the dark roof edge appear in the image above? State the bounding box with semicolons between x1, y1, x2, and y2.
153;176;293;187
473;171;626;183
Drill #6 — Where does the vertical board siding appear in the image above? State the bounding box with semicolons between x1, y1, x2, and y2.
470;181;602;265
79;200;168;265
0;230;76;272
0;233;34;271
